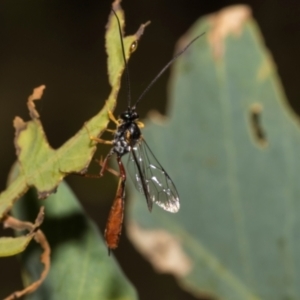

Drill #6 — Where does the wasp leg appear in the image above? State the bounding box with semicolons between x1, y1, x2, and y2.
107;110;119;125
90;137;113;145
99;151;114;176
137;121;144;128
59;167;101;179
105;128;116;133
95;156;119;177
83;122;113;145
63;152;114;180
80;151;115;178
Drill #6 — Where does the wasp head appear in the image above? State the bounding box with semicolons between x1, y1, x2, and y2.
120;108;139;123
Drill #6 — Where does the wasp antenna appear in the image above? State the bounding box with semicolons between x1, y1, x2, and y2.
111;9;132;108
133;32;205;109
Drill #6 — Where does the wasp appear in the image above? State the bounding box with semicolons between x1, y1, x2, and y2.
91;8;204;251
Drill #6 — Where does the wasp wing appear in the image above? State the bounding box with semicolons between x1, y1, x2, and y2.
126;138;180;213
130;148;153;212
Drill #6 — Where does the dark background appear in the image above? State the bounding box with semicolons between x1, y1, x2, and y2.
0;0;299;299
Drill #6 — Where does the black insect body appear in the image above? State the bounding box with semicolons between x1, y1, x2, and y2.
112;109;141;156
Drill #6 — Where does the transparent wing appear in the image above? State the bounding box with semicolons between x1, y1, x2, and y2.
126;138;180;213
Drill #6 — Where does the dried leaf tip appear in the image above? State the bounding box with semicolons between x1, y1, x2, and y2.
27;85;46;119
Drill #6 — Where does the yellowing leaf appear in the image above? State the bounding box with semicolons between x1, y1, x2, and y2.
0;0;149;219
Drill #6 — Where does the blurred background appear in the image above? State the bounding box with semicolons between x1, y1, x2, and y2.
0;0;299;299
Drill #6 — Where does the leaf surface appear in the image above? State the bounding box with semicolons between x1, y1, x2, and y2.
127;5;300;300
0;0;148;263
0;0;148;219
12;178;137;300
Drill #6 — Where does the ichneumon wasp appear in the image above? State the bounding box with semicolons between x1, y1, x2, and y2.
91;7;204;251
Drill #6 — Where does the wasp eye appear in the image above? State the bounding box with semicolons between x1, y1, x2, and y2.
130;41;138;53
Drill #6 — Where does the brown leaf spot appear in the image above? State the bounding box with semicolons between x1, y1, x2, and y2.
112;0;121;12
257;56;273;82
127;221;192;277
147;110;168;125
38;187;58;200
13;117;26;132
208;5;251;59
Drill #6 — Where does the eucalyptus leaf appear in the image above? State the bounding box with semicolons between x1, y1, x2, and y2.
0;236;34;257
127;6;300;300
12;179;137;300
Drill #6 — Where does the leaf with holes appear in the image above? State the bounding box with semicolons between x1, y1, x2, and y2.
11;174;137;300
127;5;300;300
0;0;149;259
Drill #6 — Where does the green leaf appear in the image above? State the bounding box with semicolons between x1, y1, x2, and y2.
0;1;148;297
12;178;137;300
127;6;300;300
0;235;34;257
0;0;149;219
